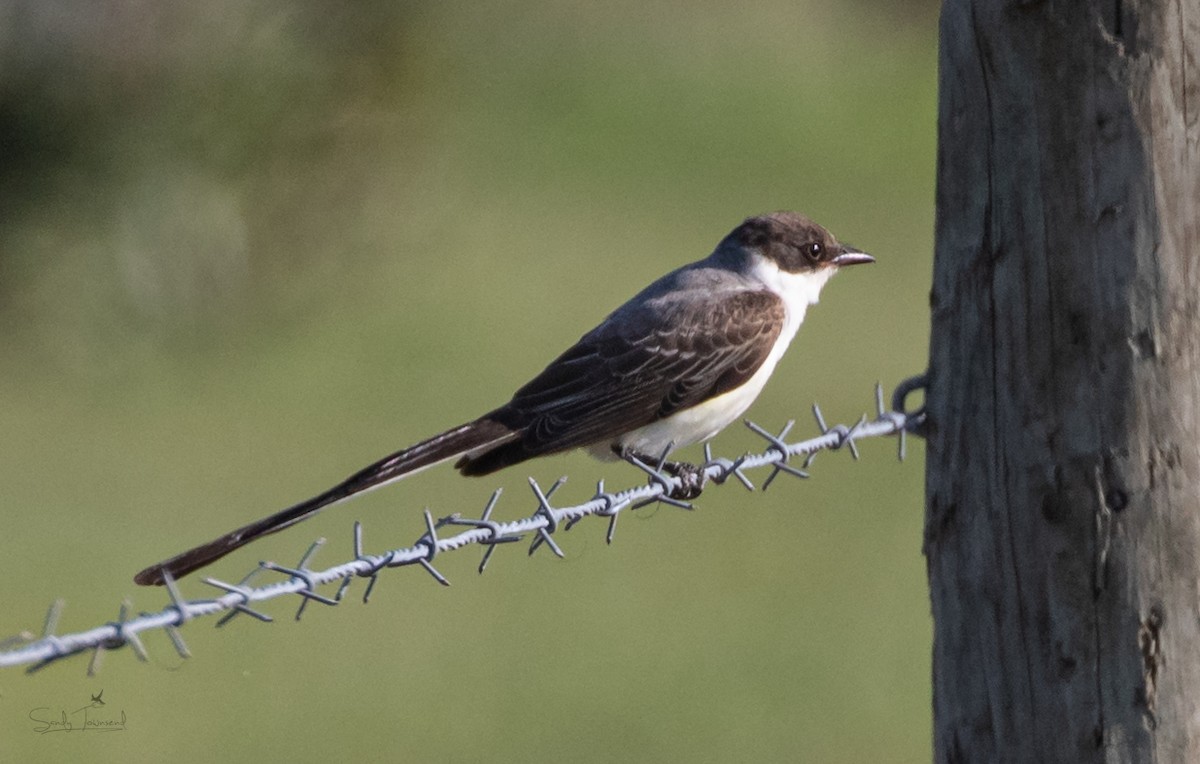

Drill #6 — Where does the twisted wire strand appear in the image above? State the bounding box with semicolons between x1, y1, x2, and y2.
0;378;926;674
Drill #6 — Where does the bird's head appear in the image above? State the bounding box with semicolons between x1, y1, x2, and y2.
717;211;874;305
727;211;874;274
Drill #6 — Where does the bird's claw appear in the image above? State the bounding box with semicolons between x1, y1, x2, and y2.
660;460;707;500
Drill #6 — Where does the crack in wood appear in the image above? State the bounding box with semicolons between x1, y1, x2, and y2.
1137;605;1163;729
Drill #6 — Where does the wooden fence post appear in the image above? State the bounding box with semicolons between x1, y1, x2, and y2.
925;0;1198;760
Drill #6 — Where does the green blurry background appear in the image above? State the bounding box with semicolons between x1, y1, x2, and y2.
0;1;935;761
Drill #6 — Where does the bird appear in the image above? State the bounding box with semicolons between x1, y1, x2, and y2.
134;211;873;585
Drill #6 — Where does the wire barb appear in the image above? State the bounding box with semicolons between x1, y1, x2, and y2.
575;479;632;544
702;442;755;491
527;477;566;558
0;379;922;673
623;445;696;509
441;489;524;575
206;570;274;627
336;521;394;604
892;372;929;453
406;509;453;586
745;419;809;490
260;560;339;622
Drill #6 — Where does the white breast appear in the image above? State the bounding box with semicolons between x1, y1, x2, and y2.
595;258;835;459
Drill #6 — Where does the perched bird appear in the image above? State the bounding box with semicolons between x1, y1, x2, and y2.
135;211;872;585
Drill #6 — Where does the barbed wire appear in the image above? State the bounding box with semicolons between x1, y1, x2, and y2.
0;377;927;675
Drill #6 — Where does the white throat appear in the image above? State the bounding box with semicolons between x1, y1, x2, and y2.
746;255;836;323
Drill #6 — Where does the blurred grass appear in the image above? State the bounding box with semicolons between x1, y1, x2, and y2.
0;1;936;762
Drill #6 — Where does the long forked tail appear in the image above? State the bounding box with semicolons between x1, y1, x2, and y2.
134;418;517;586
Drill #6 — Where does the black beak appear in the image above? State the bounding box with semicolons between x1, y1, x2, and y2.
831;244;874;267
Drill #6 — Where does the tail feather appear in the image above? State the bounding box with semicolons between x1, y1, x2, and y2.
134;418;516;585
455;437;538;476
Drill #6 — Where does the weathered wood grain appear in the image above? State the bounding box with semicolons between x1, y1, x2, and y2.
926;0;1199;760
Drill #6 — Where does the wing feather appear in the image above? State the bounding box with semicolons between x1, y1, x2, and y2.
458;289;786;473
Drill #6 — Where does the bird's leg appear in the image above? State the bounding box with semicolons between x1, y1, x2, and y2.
613;445;707;501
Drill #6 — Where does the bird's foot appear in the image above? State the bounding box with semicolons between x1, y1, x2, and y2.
659;460;707;500
615;446;707;501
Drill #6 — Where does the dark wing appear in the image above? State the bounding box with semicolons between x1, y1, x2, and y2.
458;289;786;474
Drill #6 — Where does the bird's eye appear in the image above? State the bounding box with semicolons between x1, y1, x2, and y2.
805;242;824;261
